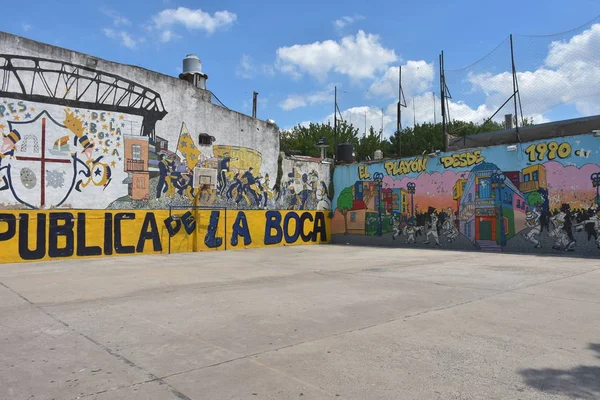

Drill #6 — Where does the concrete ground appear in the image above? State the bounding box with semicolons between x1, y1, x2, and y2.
1;247;599;400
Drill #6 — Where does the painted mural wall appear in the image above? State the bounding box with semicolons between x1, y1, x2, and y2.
0;33;332;213
279;156;333;211
332;133;600;255
0;209;330;263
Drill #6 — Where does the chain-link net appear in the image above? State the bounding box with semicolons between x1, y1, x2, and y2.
513;15;600;123
443;36;515;137
440;14;600;136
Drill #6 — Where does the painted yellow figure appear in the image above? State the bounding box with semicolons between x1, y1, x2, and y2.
75;157;112;191
263;174;276;200
64;110;94;159
163;155;177;199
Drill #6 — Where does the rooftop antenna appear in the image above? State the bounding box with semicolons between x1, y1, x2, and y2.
397;65;407;156
381;108;384;139
433;92;437;125
252;91;258;118
413;96;416;127
334;86;337;161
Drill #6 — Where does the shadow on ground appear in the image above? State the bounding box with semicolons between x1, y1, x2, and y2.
519;343;600;399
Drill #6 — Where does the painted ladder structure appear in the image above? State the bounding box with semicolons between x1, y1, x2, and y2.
0;54;167;140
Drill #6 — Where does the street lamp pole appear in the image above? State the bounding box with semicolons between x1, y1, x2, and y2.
407;182;416;217
373;173;384;236
591;172;600;208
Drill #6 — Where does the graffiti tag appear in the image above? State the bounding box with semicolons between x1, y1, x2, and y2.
525;141;572;162
358;165;371;180
384;157;427;176
440;150;485;169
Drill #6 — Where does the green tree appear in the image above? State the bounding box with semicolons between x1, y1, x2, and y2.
280;121;360;159
337;186;354;234
356;127;391;161
527;191;544;207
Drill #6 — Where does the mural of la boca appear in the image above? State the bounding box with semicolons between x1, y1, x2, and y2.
0;53;328;211
332;133;600;256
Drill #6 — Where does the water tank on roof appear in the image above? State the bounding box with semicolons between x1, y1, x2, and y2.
336;142;354;163
183;54;203;75
374;150;383;160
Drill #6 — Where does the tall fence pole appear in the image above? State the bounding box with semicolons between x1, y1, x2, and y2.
440;52;448;152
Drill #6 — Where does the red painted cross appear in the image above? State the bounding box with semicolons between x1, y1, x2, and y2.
16;118;71;207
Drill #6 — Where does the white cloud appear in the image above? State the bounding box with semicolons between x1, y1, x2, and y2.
22;23;31;32
369;61;435;99
103;28;137;49
101;9;131;27
323;105;394;137
333;15;365;31
236;54;275;79
237;54;253;79
153;7;237;34
159;29;180;43
276;30;398;81
280;86;334;111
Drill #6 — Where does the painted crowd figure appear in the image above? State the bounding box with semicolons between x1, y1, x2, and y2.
0;130;21;191
423;212;441;246
524;208;542;248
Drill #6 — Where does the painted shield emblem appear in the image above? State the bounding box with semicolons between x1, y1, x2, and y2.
7;111;76;209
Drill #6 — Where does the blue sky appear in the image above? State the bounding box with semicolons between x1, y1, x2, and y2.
3;0;600;135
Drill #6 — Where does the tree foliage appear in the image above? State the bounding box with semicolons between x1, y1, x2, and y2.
280;120;359;159
281;117;536;162
337;186;354;234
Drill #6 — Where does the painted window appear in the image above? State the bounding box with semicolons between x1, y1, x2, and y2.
524;173;531;182
532;170;539;181
132;144;141;160
478;178;491;199
350;212;357;222
517;199;521;208
136;177;145;189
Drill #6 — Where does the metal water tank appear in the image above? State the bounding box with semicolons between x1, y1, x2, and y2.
336;142;354;163
374;150;383;160
183;54;203;75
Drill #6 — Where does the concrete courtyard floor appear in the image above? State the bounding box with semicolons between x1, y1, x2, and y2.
1;246;600;400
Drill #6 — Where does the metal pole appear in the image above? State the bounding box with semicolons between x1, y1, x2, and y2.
381;108;384;139
440;51;448;152
168;206;172;255
334;86;337;162
378;183;382;236
252;91;258;118
398;65;402;157
510;35;519;138
413;97;416;127
433;92;437;125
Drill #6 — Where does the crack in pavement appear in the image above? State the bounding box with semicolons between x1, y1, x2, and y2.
136;265;600;383
0;281;194;400
3;260;599;399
